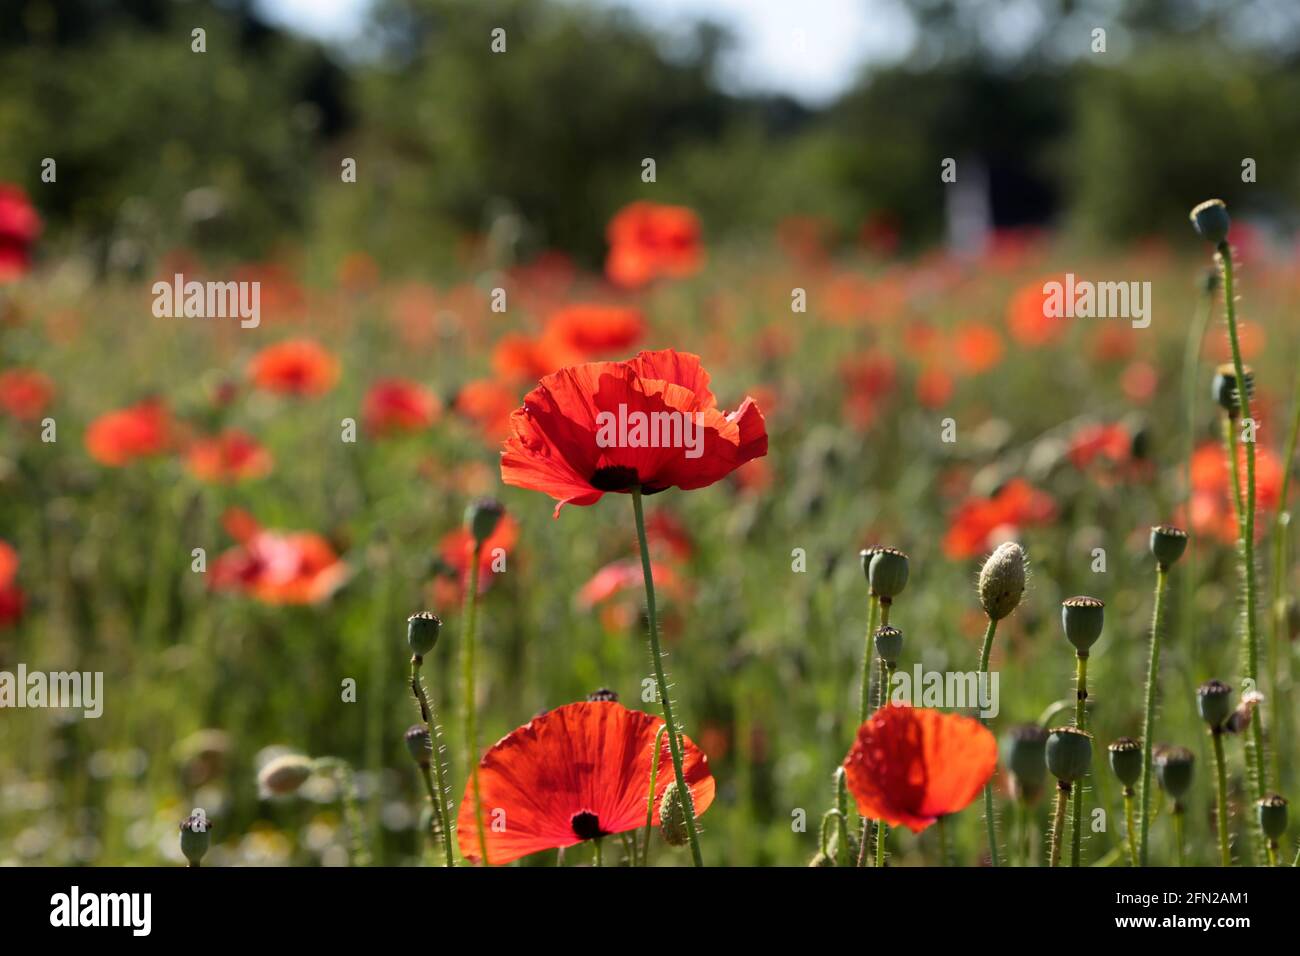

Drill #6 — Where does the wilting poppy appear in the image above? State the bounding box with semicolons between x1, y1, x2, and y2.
84;398;173;466
843;705;997;833
363;378;441;435
456;700;714;864
0;368;54;421
210;509;348;605
605;202;703;288
502;349;767;516
432;510;518;607
247;339;339;397
0;184;41;281
0;540;23;628
943;478;1056;559
184;429;273;483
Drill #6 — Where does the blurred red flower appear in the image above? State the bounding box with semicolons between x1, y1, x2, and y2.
456;700;714;864
433;511;518;607
184;429;273;483
502;349;767;516
248;339;339;396
211;509;348;605
840;350;897;429
363;378;441;435
84;398;173;466
542;303;644;356
943;478;1057;558
1008;278;1067;347
605;202;703;288
916;364;954;408
953;322;1004;375
0;184;41;281
454;378;519;443
843;705;997;833
1067;422;1130;469
1188;441;1283;543
0;540;24;628
0;368;55;421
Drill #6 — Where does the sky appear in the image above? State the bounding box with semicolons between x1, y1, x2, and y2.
255;0;913;104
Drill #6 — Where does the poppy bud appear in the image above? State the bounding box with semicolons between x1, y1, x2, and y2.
1224;690;1264;734
873;625;903;667
808;851;834;867
867;547;909;601
1197;679;1233;729
1211;363;1253;416
1149;525;1188;569
257;753;314;798
179;814;211;866
1108;737;1142;789
1061;596;1104;656
1257;794;1287;841
407;611;442;658
1153;746;1195;801
1190;199;1231;246
405;724;431;767
658;780;690;846
1004;725;1048;800
587;688;619;702
1045;727;1092;784
464;497;505;545
978;542;1027;621
826;824;860;863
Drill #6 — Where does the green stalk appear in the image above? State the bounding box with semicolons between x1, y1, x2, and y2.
1269;360;1300;787
632;488;704;866
641;724;668;866
1139;566;1169;865
1182;285;1215;655
1172;807;1185;866
858;595;881;725
1123;788;1138;867
873;660;896;867
1210;728;1231;866
938;815;949;866
978;618;1000;866
1049;783;1069;867
1070;654;1089;867
313;757;370;866
462;541;490;864
834;767;850;866
410;655;456;866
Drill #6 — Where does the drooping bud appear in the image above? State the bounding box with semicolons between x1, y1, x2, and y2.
1107;737;1142;789
1211;362;1254;417
1061;596;1104;656
407;611;442;658
405;724;432;767
873;625;903;667
1045;727;1092;784
825;823;860;863
658;780;690;846
1196;679;1233;729
257;753;314;798
1257;794;1288;841
1153;745;1195;801
1190;199;1231;246
1224;689;1264;734
464;497;505;545
978;541;1027;621
179;814;211;866
866;547;909;601
1149;525;1188;570
1004;725;1048;802
587;688;619;702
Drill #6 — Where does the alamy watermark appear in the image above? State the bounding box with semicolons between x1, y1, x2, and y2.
1043;273;1151;329
595;403;704;459
888;666;999;718
152;273;260;328
0;665;103;718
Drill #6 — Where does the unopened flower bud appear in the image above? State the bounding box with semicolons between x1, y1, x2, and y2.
464;497;505;545
405;724;432;767
1224;690;1264;734
257;753;314;798
1197;679;1233;729
407;611;442;658
873;625;903;667
1061;596;1104;656
979;542;1027;621
1149;525;1188;569
866;547;909;601
1190;199;1231;246
658;780;690;846
1108;737;1142;789
1045;727;1092;784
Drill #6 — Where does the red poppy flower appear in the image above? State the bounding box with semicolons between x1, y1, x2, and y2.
501;349;767;516
454;378;519;443
0;540;23;628
210;510;348;605
456;700;714;864
184;429;273;483
1187;441;1283;543
915;364;954;408
0;368;54;421
840;350;897;429
84;398;173;466
577;557;684;611
605;202;703;288
247;339;339;396
541;304;645;357
943;478;1057;559
432;511;518;606
0;184;42;282
1007;278;1067;347
1067;422;1130;470
953;322;1004;375
843;705;997;833
363;378;441;435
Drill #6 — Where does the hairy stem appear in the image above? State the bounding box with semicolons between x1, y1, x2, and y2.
1123;789;1138;867
978;618;1000;866
462;541;490;864
1139;566;1168;865
641;724;667;867
1049;783;1070;868
411;655;456;866
1070;654;1089;867
1211;729;1231;866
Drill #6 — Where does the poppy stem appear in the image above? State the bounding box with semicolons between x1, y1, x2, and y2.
977;618;1001;866
834;767;851;866
410;655;456;866
1218;242;1269;826
312;757;370;866
462;540;490;865
1172;805;1185;866
858;595;880;726
1139;565;1169;865
1122;788;1138;867
1070;654;1088;867
1049;782;1070;867
1211;728;1232;866
594;836;604;867
632;487;704;866
642;724;668;867
938;814;949;866
872;660;896;868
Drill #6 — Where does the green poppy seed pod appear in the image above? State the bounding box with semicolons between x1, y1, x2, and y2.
1061;596;1104;656
978;541;1027;621
1197;679;1233;729
179;814;211;866
1211;363;1254;416
1149;525;1188;569
1045;727;1092;784
257;753;314;798
859;548;878;583
404;724;431;767
407;611;442;658
1108;737;1143;788
873;625;903;667
1004;725;1048;797
1257;794;1288;840
587;688;619;702
1154;746;1195;800
867;547;909;600
658;780;689;846
464;497;505;545
1190;199;1231;246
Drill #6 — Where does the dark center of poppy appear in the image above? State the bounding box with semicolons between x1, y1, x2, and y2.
570;810;606;841
590;465;639;491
